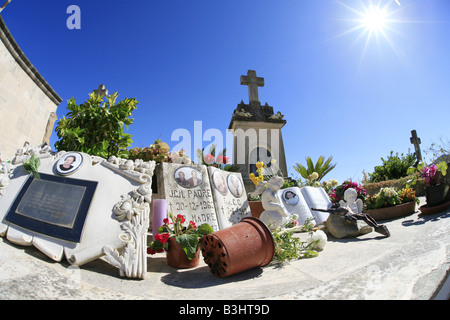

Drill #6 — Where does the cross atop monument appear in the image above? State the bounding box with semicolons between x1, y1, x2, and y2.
93;84;108;97
240;70;264;105
410;130;423;161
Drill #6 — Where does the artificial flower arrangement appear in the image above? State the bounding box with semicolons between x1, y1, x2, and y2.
364;187;419;210
248;160;283;201
148;212;213;260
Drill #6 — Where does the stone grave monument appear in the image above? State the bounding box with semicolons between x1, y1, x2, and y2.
207;166;251;229
228;70;289;192
0;143;156;279
156;162;220;231
155;162;251;231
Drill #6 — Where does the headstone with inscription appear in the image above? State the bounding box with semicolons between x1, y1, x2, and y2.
0;143;156;279
157;162;219;231
208;166;251;229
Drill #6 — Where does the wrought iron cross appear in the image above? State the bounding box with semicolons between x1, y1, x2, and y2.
410;130;423;161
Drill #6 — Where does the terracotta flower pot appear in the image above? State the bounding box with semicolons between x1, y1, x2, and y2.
249;201;264;219
425;184;449;207
363;201;416;221
166;237;200;269
200;217;274;277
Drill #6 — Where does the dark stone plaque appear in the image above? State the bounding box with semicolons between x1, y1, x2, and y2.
5;173;97;242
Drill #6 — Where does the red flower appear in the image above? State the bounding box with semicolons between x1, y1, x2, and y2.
203;154;215;165
216;156;230;164
155;233;170;244
163;218;169;225
189;221;197;228
176;214;185;223
147;247;156;255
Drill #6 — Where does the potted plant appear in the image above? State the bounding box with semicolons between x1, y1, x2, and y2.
363;187;419;220
248;160;274;218
147;212;213;268
407;161;448;207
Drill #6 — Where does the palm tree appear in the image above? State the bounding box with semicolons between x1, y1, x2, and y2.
293;155;336;181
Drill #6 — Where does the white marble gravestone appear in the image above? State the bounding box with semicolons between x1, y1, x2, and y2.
0;143;155;279
158;162;220;231
278;186;331;226
207;166;251;229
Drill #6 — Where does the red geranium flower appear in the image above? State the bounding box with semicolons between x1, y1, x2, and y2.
189;221;197;228
176;214;185;223
155;233;169;244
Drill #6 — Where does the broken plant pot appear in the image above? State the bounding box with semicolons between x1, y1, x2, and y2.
166;237;200;269
200;217;274;277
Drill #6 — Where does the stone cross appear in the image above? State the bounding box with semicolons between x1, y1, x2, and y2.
410;130;423;161
93;84;108;97
240;70;264;104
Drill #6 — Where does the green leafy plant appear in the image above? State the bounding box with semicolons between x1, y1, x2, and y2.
293;155;336;182
271;217;324;263
55;91;138;159
368;150;416;182
147;212;213;260
23;154;40;179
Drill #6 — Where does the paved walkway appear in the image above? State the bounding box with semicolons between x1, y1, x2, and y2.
0;197;448;300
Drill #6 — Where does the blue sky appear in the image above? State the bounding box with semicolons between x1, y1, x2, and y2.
2;0;450;185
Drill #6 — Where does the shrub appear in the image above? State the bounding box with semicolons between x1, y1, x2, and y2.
55;92;137;158
368;150;416;182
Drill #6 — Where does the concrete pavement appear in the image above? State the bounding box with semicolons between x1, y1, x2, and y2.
0;197;448;300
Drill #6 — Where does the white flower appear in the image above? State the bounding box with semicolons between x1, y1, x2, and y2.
310;172;319;181
306;230;327;251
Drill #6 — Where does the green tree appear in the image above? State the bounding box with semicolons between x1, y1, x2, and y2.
55;91;138;158
293;155;336;181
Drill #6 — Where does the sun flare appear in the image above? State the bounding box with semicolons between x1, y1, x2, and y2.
362;6;388;32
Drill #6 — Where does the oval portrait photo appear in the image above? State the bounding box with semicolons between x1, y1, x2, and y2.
282;189;299;206
174;167;203;188
212;170;228;196
55;152;83;176
227;174;244;198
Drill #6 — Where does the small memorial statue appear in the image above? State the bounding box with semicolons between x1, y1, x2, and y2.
250;176;288;229
311;205;390;237
339;188;363;213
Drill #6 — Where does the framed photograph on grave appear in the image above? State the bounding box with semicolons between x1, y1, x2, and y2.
174;166;203;188
5;173;97;243
282;189;299;206
212;170;228;196
227;174;244;198
55;152;83;176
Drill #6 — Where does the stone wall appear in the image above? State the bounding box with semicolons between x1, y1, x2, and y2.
0;16;61;160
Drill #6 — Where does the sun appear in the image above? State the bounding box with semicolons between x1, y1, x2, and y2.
331;0;406;65
361;6;388;32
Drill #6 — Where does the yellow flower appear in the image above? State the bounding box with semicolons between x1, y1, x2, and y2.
249;173;255;179
256;161;264;169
